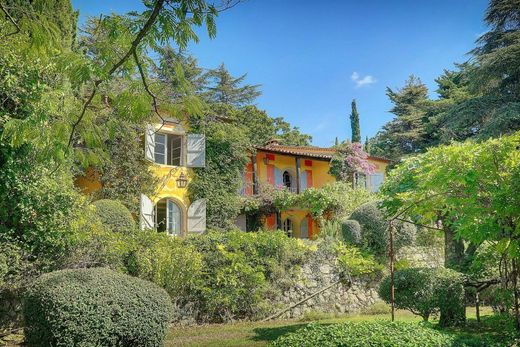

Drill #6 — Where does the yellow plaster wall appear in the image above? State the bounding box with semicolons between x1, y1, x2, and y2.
280;209;319;238
255;150;334;189
255;151;390;238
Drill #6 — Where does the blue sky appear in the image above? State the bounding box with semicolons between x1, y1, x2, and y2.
72;0;489;147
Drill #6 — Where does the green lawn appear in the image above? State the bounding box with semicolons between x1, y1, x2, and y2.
167;307;504;347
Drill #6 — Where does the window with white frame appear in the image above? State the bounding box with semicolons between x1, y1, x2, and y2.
156;198;182;235
146;125;205;168
153;132;183;166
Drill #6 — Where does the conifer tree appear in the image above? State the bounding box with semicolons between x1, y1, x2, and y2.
204;63;261;107
350;99;361;143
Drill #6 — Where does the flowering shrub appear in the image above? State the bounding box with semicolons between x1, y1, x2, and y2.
329;142;376;182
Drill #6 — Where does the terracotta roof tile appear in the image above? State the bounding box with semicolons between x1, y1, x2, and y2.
255;144;390;163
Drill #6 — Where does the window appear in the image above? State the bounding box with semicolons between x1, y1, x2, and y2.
354;172;367;189
154;132;183;166
156;198;182;235
167;200;181;235
154;133;166;164
282;171;292;189
282;218;293;237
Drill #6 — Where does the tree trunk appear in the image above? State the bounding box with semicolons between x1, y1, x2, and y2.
444;223;464;269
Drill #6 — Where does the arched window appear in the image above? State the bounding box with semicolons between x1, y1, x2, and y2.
156;198;183;235
283;170;292;189
282;218;293;237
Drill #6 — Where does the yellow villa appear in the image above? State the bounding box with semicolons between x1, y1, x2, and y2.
76;118;207;236
77;120;389;239
236;139;390;238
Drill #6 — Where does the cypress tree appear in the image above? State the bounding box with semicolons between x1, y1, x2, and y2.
350;99;361;143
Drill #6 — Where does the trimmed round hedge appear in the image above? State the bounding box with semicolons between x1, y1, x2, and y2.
269;321;454;347
340;219;362;245
23;267;173;347
92;199;135;233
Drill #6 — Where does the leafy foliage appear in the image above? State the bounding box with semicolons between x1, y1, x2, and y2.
340;219;362;245
182;230;309;322
349;202;416;257
270;321;455;347
243;182;376;228
96;123;159;214
379;267;466;326
23;267;173;347
92;199;136;233
188;119;251;230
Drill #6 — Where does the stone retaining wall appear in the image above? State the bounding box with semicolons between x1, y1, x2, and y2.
276;248;379;319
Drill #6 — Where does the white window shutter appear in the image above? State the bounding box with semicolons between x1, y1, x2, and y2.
299;171;308;191
140;194;155;230
369;173;385;192
145;124;155;161
188;199;206;233
187;134;205;168
274;168;283;188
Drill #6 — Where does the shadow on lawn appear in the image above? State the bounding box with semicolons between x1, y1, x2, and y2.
251;323;308;343
252;322;336;343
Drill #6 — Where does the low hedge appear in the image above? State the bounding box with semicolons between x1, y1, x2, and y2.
92;199;135;233
23;267;173;347
269;321;454;347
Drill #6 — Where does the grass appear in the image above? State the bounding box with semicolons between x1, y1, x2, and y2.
167;307;503;347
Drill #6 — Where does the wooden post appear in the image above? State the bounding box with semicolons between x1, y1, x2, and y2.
389;222;395;321
475;290;481;323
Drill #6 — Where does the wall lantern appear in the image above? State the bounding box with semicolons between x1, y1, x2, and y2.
263;156;270;165
176;172;188;188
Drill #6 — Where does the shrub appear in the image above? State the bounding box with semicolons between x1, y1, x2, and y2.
92;199;135;233
379;267;466;326
23;268;173;347
270;321;454;347
379;267;438;321
350;202;388;255
340;219;361;245
125;230;204;309
182;230;309;322
349;201;416;256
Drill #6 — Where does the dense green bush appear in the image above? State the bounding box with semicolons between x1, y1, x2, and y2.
340;219;362;245
379;267;438;321
183;230;309;322
92;199;135;233
270;321;454;347
350;202;388;255
23;267;173;347
379;267;466;326
349;201;416;256
125;230;204;310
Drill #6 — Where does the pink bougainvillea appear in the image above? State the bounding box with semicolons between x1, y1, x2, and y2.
330;142;376;182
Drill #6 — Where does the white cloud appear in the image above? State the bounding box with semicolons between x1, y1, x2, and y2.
351;71;376;88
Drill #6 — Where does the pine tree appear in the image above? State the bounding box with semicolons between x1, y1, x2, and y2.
350;99;361;143
369;76;431;161
204;63;261;107
335;137;339;146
